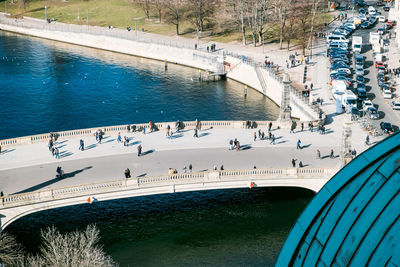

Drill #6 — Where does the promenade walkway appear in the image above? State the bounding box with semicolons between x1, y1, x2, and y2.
0;124;349;195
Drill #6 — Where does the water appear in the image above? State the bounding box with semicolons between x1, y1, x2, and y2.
0;31;279;140
1;31;304;266
6;187;313;266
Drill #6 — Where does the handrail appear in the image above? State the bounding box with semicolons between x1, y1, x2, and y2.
0;167;337;209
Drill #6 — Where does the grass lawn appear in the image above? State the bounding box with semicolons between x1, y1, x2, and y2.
2;0;332;44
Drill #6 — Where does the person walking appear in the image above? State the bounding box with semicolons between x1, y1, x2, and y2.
55;147;60;159
220;165;224;171
268;122;272;132
317;149;321;159
117;132;122;143
254;132;257;141
98;132;103;144
292;158;296;167
124;168;131;178
194;128;198;138
330;149;334;158
366;135;370;145
309;122;313;132
48;139;53;151
189;164;192;172
290;122;295;133
79;139;84;151
270;134;276;145
301;122;304;132
183;166;187;173
137;144;142;156
297;139;302;149
310;83;314;90
299;161;304;168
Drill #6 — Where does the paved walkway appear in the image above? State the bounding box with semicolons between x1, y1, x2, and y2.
0;126;349;195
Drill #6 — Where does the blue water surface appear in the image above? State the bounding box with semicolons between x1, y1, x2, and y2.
0;31;279;139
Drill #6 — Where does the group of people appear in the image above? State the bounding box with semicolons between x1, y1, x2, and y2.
117;132;131;146
207;43;217;52
229;138;241;150
95;129;104;144
48;139;60;159
287;53;309;69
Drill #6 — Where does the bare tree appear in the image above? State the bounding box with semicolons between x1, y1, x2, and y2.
0;232;25;266
297;0;311;55
186;0;215;32
136;0;151;19
273;0;289;49
152;0;164;23
308;0;323;58
27;225;116;266
282;0;298;50
165;0;187;35
226;0;248;45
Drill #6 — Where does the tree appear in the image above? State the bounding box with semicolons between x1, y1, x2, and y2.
152;0;164;23
308;0;323;58
165;0;187;35
0;232;25;266
27;225;116;266
273;0;288;49
186;0;215;32
226;0;248;45
297;0;311;55
136;0;151;19
284;1;298;50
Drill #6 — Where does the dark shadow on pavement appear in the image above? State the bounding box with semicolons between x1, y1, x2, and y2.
86;144;98;150
128;141;142;146
103;138;116;144
0;149;16;154
240;144;252;150
59;151;73;158
55;140;68;145
14;166;93;194
137;173;147;177
169;134;183;139
276;140;287;144
199;132;210;137
302;144;312;149
141;149;155;156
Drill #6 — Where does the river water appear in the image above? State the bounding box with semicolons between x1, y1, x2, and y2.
1;30;311;266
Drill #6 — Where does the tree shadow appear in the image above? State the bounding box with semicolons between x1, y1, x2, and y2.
14;166;93;194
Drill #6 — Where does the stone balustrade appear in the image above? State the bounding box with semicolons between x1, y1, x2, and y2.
0;119;324;147
0;167;337;209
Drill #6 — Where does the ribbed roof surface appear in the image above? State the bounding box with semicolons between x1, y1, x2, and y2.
276;131;400;266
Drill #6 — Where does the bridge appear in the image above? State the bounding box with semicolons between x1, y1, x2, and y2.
0;167;337;232
0;119;381;231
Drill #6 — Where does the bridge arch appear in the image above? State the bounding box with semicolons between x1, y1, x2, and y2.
0;168;336;232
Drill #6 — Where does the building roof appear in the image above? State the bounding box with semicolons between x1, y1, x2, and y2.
276;131;400;266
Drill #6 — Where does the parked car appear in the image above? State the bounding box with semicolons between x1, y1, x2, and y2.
356;75;365;83
361;21;371;29
383;89;392;99
384;5;390;11
377;27;386;35
376;1;385;6
367;106;379;119
363;100;374;111
380;121;393;133
391;100;400;110
379;16;386;22
356;66;364;76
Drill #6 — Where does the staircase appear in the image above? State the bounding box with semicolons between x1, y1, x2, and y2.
255;66;268;94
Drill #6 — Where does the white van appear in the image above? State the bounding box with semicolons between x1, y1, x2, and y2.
327;35;349;43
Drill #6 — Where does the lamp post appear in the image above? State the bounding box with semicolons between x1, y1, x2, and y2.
45;6;47;22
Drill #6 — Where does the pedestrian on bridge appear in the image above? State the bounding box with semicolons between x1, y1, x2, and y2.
301;122;304;132
268;122;272;132
270;135;276;145
317;149;321;159
137;144;142;156
297;139;302;149
194;128;198;138
55;147;60;159
189;164;192;172
117;132;122;143
254;132;257;141
79;139;84;151
125;168;131;178
330;149;334;159
48;139;53;151
292;158;297;167
366;135;370;145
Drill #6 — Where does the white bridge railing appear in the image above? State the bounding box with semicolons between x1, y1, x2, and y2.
0;119;325;147
0;168;337;209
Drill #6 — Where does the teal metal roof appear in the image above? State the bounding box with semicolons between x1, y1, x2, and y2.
276;131;400;266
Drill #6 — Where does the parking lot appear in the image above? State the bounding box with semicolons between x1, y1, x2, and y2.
328;0;399;135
